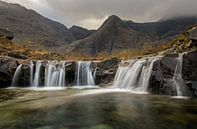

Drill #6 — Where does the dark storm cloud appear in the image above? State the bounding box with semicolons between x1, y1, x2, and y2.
2;0;197;29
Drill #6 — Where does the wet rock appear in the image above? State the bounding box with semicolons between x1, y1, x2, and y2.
183;51;197;81
88;124;113;129
95;58;120;86
0;56;19;87
149;50;197;97
65;61;76;86
148;56;178;95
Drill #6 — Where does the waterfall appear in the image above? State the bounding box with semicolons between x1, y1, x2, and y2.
32;61;42;87
44;61;66;87
173;53;186;96
11;64;22;86
58;61;66;87
75;61;95;86
29;61;34;86
113;58;157;92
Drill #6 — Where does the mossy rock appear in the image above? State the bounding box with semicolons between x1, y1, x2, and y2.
88;124;113;129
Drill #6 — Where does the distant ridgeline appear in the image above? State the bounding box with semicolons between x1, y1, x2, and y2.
0;1;197;55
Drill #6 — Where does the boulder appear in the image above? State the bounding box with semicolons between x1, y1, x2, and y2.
149;50;197;97
95;58;120;86
0;56;19;87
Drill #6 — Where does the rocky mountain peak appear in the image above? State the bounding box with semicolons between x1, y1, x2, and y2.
100;15;123;29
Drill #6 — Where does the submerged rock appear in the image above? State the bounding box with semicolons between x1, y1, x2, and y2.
88;124;113;129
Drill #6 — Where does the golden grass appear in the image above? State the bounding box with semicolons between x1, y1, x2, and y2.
0;33;193;61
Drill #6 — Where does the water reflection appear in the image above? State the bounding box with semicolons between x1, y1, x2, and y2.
0;90;197;129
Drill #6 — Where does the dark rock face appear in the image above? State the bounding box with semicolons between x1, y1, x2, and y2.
68;26;93;41
67;15;153;56
0;57;19;87
95;58;120;86
67;15;197;56
149;55;178;96
65;62;77;86
149;51;197;97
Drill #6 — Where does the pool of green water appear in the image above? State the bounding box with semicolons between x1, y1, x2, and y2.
0;89;196;129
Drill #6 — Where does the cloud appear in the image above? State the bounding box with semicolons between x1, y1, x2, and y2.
1;0;197;29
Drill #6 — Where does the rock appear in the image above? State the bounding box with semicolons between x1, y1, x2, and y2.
0;56;19;87
65;61;76;86
95;58;120;86
149;56;178;95
88;124;113;129
149;50;197;97
182;51;197;81
188;26;197;40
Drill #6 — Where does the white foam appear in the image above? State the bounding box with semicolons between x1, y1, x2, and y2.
73;88;149;97
171;96;190;100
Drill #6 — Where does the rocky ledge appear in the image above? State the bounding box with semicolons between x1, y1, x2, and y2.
149;51;197;96
0;50;197;97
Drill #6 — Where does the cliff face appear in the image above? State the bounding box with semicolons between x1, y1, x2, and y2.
67;15;197;56
149;52;197;96
67;15;153;56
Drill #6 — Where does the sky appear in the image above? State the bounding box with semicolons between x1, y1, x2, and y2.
2;0;197;29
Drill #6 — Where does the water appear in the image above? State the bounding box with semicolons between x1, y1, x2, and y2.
29;61;34;86
0;89;196;129
11;64;22;86
32;61;42;87
75;61;95;86
113;58;157;92
12;60;96;87
44;61;66;87
173;53;186;96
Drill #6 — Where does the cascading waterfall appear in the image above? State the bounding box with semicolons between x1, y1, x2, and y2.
32;61;42;87
29;61;34;86
113;58;157;92
11;64;22;86
173;53;186;96
44;61;66;87
75;61;95;86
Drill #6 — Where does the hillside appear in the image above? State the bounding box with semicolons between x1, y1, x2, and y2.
68;15;197;56
0;1;197;56
67;15;153;56
0;1;92;52
125;16;197;42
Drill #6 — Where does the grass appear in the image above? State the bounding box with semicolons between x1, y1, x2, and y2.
1;33;195;61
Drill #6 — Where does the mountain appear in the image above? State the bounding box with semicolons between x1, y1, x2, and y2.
67;15;153;55
125;16;197;42
1;1;197;56
68;15;197;56
68;26;94;41
0;27;13;40
0;1;92;51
